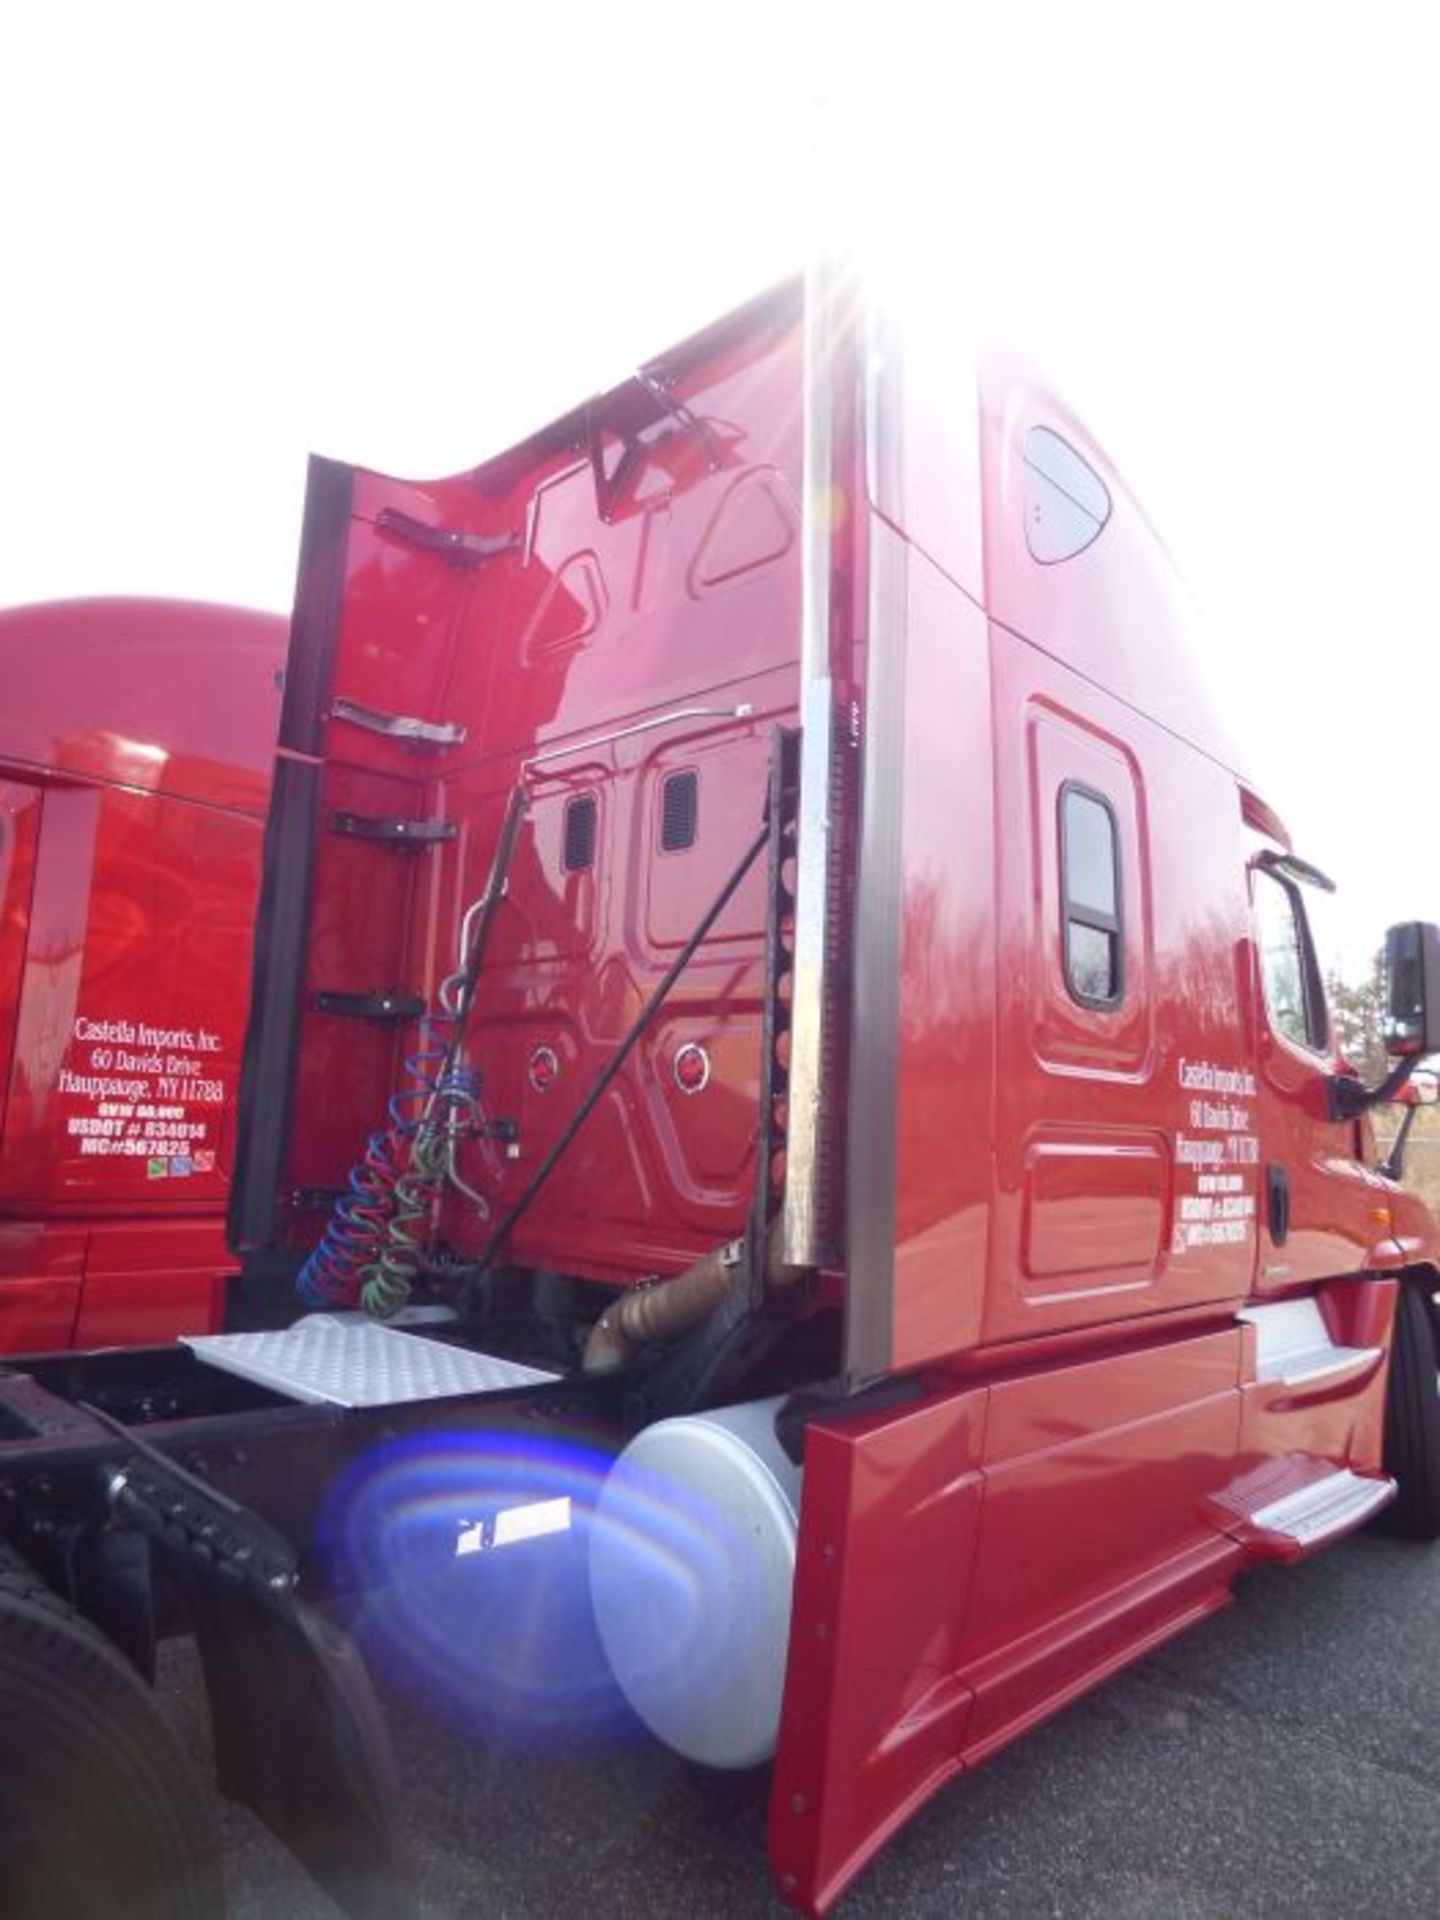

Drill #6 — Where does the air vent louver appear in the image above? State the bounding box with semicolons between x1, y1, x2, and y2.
563;794;597;871
660;771;698;852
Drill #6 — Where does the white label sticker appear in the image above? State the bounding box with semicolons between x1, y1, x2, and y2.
59;1013;226;1176
1172;1057;1259;1251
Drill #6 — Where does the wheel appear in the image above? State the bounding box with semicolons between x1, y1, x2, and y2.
0;1546;221;1919
1379;1282;1440;1540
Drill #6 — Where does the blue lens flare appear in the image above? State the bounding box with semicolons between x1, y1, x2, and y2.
317;1421;751;1757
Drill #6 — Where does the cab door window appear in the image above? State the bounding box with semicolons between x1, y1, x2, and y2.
1061;783;1123;1008
1254;867;1328;1052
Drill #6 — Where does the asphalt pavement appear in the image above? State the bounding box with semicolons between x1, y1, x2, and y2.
163;1529;1440;1918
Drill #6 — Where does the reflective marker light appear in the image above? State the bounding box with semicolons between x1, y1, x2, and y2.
674;1042;710;1095
528;1045;560;1093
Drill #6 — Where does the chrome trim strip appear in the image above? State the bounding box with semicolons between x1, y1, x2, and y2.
522;703;753;776
863;287;904;529
782;677;836;1268
782;260;845;1270
843;508;907;1384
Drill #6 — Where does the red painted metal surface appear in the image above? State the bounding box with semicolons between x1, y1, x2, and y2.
882;533;994;1366
0;599;284;1348
272;294;807;1281
250;278;1440;1911
766;308;1436;1909
769;1386;987;1910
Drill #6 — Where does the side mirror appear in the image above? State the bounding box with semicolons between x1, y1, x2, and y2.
1384;922;1440;1058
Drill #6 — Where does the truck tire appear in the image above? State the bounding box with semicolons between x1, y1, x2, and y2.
0;1546;221;1920
1380;1282;1440;1541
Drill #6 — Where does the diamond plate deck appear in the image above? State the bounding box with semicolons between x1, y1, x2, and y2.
184;1315;561;1408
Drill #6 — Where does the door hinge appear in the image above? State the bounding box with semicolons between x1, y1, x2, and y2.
1266;1163;1291;1245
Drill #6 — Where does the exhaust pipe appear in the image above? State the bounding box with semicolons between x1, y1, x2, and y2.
582;1221;796;1374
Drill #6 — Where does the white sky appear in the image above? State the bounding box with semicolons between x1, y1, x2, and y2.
2;1;1435;972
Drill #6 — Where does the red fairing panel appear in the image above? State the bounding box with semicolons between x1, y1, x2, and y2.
0;600;283;1349
846;318;1275;1384
0;599;281;813
268;287;807;1283
768;1387;987;1912
771;321;1406;1911
772;1329;1245;1913
867;527;995;1370
0;787;259;1212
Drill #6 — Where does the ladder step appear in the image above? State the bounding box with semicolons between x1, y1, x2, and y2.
1207;1456;1394;1561
1250;1469;1395;1552
1239;1298;1382;1392
1254;1338;1380;1392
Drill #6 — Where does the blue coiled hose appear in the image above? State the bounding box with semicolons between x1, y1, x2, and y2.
295;1012;481;1315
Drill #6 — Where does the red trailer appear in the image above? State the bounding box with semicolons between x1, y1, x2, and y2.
0;274;1436;1918
0;598;284;1350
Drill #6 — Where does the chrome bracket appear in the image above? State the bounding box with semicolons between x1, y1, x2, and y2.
330;697;467;748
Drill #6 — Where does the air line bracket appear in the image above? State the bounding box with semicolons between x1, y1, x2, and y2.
330;698;466;749
375;505;519;569
329;812;458;846
311;990;426;1023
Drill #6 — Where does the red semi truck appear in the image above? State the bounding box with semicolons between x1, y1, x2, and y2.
0;598;284;1350
0;272;1437;1918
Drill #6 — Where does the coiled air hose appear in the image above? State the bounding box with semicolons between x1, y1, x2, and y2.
295;786;527;1316
294;1019;481;1314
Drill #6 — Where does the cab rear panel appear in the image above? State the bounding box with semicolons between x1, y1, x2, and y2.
239;291;807;1285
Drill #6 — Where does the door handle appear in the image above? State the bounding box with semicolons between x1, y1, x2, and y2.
1266;1163;1291;1245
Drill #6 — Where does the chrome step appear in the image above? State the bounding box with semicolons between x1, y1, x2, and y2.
1249;1468;1395;1548
1207;1455;1395;1561
1238;1297;1380;1391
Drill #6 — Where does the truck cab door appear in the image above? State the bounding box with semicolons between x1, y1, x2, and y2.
1246;847;1379;1291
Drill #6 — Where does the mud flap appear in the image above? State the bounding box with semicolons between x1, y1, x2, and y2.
79;1393;414;1916
188;1578;415;1919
